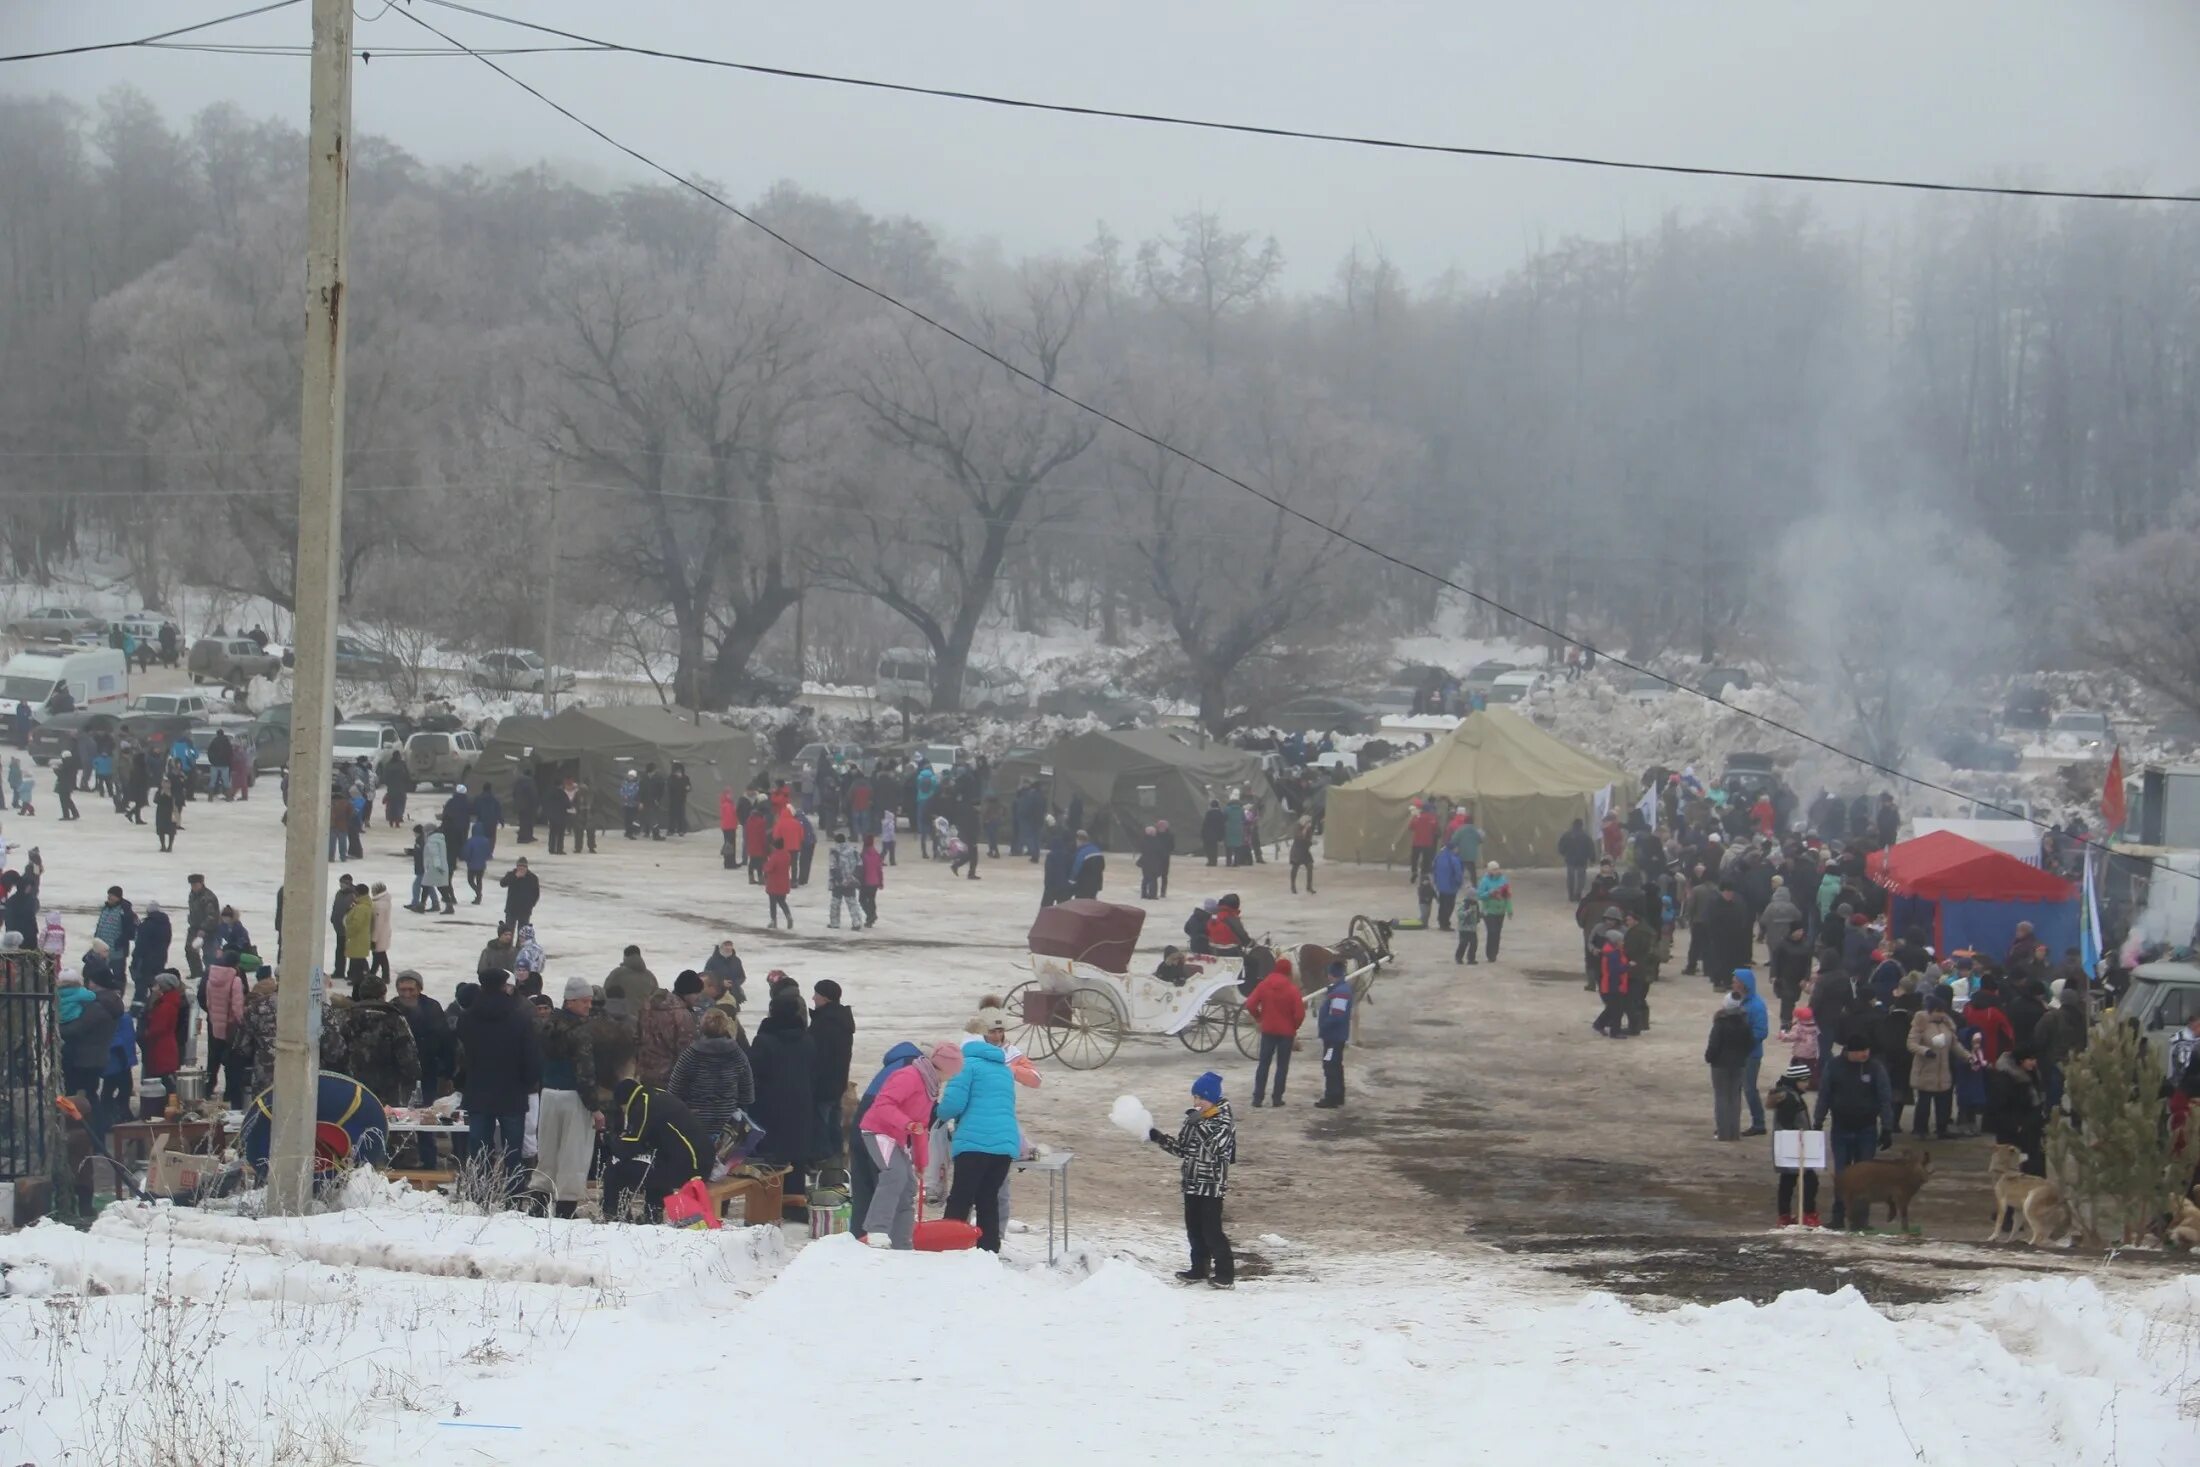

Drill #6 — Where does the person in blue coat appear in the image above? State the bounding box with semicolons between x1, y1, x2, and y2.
1731;967;1770;1135
934;1028;1021;1251
1430;845;1466;931
1041;825;1073;908
914;762;939;857
1315;962;1355;1108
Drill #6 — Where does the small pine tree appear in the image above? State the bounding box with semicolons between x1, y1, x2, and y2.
2047;1016;2200;1247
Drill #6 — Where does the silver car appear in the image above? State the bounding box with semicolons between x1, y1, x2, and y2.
9;606;106;642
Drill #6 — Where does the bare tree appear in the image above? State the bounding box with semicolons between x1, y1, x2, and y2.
1137;210;1283;372
819;263;1101;710
2072;521;2200;721
1120;365;1397;731
543;230;826;708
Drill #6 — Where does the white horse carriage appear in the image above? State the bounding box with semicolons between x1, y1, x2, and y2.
1003;900;1394;1069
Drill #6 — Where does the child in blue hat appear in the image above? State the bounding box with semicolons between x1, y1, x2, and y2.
1149;1070;1238;1288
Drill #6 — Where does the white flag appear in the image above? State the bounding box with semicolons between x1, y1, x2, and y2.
1637;783;1659;829
1593;784;1612;824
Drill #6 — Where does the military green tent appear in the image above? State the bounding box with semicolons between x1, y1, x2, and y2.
1322;709;1624;869
471;705;766;830
991;727;1271;851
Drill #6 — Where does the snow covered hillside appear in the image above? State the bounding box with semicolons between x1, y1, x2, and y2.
3;1189;2195;1465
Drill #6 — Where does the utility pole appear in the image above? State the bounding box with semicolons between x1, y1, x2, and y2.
541;466;559;712
269;0;353;1215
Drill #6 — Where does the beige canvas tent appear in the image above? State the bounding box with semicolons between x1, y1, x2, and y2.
471;705;766;831
1323;709;1625;869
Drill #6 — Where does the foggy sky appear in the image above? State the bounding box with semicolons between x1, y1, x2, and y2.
7;0;2199;286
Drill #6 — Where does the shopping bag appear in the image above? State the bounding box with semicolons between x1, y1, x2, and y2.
663;1176;721;1230
910;1174;980;1252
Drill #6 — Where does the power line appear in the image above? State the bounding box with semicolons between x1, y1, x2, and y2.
390;2;2168;878
0;0;303;64
417;0;2200;208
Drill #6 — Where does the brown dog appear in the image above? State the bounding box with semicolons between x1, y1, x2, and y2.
1985;1144;2068;1246
1833;1149;1932;1233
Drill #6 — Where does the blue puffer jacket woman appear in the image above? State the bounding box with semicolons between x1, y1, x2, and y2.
936;1039;1019;1157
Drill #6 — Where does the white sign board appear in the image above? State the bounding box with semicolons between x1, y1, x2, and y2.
1772;1130;1827;1170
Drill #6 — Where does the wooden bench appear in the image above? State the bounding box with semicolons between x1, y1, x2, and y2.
705;1167;786;1224
385;1169;456;1192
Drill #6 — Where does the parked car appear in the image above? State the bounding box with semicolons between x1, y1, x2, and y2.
968;664;1029;714
1932;730;2023;772
1266;693;1377;735
791;741;868;777
28;710;126;765
188;636;282;686
725;665;800;707
333;633;399;682
126;691;221;721
9;607;106;643
874;648;935;708
1722;752;1782;801
1036;685;1157;726
113;611;181;649
2000;687;2053;731
403;728;481;790
1622;671;1674;703
2122;960;2200;1080
2045;709;2112;752
1483;670;1549;705
467;648;573;695
1697;666;1753;699
332;721;405;771
1463;660;1517;695
1366;685;1421;717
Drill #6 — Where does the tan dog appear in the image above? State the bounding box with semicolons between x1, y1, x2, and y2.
1985;1144;2068;1246
1833;1149;1932;1233
2166;1188;2200;1251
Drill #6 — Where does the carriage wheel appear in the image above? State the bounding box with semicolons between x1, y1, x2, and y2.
1177;992;1236;1052
1052;984;1125;1070
1003;980;1061;1060
1232;1004;1262;1060
1334;937;1381;1004
1349;914;1392;964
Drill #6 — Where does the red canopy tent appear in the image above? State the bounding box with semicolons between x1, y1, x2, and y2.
1867;829;2077;959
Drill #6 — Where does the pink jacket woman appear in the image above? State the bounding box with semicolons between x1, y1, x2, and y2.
203;962;247;1040
862;1060;938;1175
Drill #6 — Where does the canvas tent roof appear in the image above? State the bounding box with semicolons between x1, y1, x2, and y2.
472;705;766;830
992;727;1270;852
1321;709;1626;869
1867;830;2074;903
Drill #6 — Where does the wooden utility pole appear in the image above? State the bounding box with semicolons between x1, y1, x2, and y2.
269;0;353;1215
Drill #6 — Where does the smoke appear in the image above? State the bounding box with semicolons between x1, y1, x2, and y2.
1771;498;2016;780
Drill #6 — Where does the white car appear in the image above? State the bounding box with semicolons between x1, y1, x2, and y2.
333;721;405;766
127;691;219;721
467;648;574;694
2044;709;2112;754
968;664;1029;713
1483;670;1549;705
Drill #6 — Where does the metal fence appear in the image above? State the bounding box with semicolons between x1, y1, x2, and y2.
0;949;67;1216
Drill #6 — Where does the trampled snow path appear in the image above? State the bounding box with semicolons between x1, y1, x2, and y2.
3;1191;2195;1465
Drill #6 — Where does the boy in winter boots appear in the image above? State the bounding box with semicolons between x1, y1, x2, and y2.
1769;1062;1821;1227
826;831;861;930
1149;1070;1238;1288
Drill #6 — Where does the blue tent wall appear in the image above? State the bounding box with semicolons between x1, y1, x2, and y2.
1938;897;2079;962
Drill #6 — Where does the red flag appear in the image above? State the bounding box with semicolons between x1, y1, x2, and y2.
2101;746;2127;832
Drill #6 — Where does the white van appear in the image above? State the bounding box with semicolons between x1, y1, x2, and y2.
0;647;128;723
875;648;935;708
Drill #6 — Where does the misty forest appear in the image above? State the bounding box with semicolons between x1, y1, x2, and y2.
4;89;2199;737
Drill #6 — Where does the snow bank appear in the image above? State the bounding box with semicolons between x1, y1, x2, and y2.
8;1184;2198;1466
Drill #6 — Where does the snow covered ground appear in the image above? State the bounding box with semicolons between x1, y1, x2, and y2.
3;1190;2195;1465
